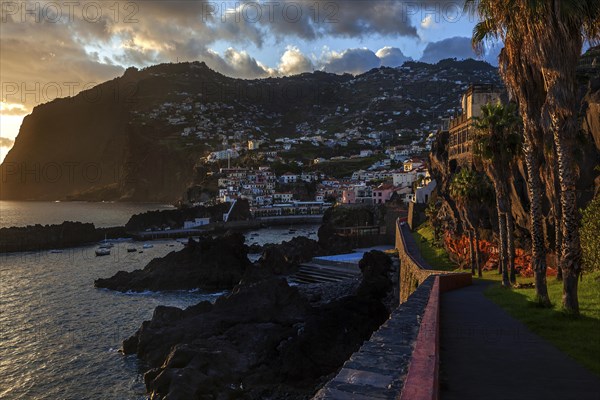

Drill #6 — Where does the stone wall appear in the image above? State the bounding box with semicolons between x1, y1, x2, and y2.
313;276;436;399
313;221;471;399
396;221;437;303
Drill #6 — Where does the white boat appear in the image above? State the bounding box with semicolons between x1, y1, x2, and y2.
98;234;114;248
142;243;153;249
95;248;111;256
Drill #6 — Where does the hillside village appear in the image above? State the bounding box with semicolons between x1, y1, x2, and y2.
155;60;502;216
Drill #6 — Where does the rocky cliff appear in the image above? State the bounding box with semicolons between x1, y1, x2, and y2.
429;77;600;255
1;59;501;202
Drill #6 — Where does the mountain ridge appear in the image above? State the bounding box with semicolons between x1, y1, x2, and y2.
0;58;501;202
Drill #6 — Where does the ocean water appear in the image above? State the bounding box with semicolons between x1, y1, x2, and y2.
0;202;321;399
0;241;221;400
0;201;174;229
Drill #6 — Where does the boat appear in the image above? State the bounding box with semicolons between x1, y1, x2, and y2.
49;250;63;254
98;234;114;248
95;248;111;256
143;243;153;249
288;229;297;234
127;247;137;252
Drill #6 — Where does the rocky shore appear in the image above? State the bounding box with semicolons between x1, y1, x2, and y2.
94;232;251;292
122;250;394;400
0;222;127;253
95;232;346;293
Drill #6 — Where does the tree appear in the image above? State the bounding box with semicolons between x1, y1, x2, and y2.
425;201;443;244
467;0;600;313
581;194;600;272
472;102;522;287
449;168;490;278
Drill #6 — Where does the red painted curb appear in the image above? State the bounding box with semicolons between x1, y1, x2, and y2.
400;276;440;400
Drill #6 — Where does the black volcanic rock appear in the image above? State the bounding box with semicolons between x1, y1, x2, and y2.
0;222;127;253
94;232;250;292
255;236;323;275
122;251;393;399
124;202;231;231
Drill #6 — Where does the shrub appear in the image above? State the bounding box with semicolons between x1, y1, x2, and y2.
581;195;600;272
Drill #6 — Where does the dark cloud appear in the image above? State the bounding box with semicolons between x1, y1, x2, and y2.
0;138;15;148
264;0;419;41
0;18;124;109
419;36;476;64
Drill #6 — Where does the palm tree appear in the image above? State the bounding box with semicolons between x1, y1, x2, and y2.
498;44;551;305
473;102;521;287
467;0;600;313
449;168;489;278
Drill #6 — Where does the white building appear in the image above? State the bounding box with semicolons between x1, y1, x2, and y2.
412;179;437;204
273;193;294;203
393;170;417;187
207;149;239;162
279;173;299;184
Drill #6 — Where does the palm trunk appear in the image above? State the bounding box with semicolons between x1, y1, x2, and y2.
474;228;482;277
498;210;510;287
523;137;550;305
554;168;563;281
497;208;505;275
468;230;476;275
552;113;582;314
506;210;516;284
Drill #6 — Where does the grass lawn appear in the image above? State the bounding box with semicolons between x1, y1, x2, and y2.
411;224;457;271
481;270;600;376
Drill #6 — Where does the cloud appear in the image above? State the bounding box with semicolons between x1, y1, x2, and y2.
376;47;412;67
0;138;15;148
0;102;29;116
199;48;273;79
420;15;435;29
257;0;420;41
278;46;314;76
419;36;476;64
1;17;125;110
320;48;381;75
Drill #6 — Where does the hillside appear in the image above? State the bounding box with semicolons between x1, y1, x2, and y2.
0;59;501;202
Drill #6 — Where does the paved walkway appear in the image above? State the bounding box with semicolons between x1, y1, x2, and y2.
440;280;600;400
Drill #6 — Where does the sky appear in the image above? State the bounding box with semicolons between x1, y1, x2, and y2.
0;0;502;162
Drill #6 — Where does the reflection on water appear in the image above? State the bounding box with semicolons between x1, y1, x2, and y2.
0;241;216;400
0;223;320;399
0;201;174;229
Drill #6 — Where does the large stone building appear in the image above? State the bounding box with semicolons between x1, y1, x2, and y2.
448;84;503;167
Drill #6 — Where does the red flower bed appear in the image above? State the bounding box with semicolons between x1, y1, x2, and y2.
443;232;556;277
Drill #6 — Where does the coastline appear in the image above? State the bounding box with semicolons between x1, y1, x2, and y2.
0;216;324;254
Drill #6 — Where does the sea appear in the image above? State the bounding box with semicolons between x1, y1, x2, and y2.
0;202;319;399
